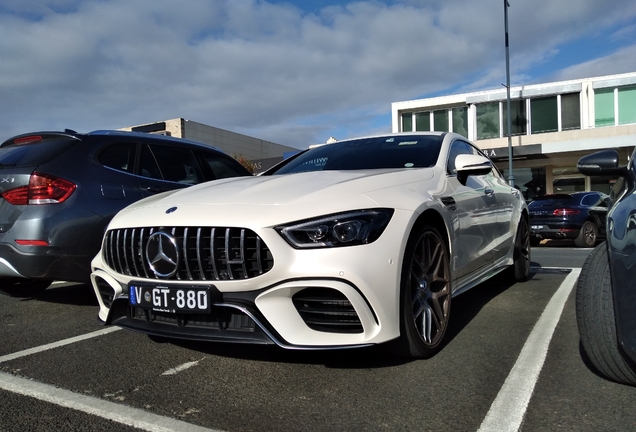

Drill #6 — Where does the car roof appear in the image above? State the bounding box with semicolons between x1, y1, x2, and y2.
2;129;225;154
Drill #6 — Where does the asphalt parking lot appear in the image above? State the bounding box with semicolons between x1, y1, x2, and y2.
1;246;635;432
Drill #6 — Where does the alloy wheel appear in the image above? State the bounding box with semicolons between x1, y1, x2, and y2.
407;230;451;347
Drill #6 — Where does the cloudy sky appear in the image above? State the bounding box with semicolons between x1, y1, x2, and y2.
1;0;636;149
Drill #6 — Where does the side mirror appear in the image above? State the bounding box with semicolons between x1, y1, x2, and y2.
455;154;493;177
455;154;493;186
577;150;627;176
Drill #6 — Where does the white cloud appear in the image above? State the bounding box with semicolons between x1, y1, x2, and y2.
0;0;635;147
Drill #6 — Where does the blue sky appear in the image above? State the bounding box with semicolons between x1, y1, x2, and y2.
1;0;635;149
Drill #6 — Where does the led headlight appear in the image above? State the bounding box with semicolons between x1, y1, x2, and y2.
276;209;394;248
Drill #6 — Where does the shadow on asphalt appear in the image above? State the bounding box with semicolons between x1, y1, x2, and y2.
17;282;98;307
157;267;543;369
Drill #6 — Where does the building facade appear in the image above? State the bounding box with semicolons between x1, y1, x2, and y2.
392;72;636;200
120;118;300;172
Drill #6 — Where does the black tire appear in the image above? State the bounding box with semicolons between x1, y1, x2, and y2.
0;279;52;298
575;220;597;248
506;217;531;282
530;237;541;247
397;224;451;359
576;243;636;386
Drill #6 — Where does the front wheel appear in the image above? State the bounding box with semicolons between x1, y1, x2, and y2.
397;224;451;359
0;279;52;297
576;243;636;386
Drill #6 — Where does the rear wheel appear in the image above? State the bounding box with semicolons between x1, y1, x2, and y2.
576;243;636;386
397;224;451;359
575;220;597;248
0;279;52;297
508;217;531;282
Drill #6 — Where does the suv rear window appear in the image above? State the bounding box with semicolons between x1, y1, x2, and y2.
0;139;76;167
528;195;572;207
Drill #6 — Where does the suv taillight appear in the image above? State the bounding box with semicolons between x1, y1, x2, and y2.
1;173;76;205
553;208;580;216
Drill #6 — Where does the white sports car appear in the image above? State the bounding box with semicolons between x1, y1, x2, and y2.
90;132;530;358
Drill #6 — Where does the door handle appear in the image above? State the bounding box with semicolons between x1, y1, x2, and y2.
144;186;169;193
485;188;494;196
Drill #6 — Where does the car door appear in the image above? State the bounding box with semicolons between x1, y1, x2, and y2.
445;140;497;279
96;142;146;205
137;144;202;197
476;148;520;261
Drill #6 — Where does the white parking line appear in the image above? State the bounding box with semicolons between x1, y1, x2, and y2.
0;327;122;364
477;268;581;432
0;372;222;432
161;359;205;376
0;326;223;431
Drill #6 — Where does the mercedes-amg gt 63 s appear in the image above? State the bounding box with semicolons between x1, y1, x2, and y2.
90;132;530;358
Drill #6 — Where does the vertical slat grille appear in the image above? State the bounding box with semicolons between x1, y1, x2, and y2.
103;227;274;281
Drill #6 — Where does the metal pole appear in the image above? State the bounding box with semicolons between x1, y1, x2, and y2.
504;0;515;187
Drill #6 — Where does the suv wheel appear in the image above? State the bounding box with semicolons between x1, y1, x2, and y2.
575;220;597;248
576;243;636;386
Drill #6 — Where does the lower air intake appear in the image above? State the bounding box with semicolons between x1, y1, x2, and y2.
292;288;363;334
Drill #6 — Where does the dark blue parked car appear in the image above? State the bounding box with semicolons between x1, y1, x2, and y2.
576;149;636;386
0;129;251;297
528;191;609;247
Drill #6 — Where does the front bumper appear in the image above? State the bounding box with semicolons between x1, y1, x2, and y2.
90;211;413;349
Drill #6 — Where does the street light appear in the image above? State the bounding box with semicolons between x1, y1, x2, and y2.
504;0;515;188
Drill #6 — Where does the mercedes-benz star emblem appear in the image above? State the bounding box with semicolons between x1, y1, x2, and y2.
146;231;180;278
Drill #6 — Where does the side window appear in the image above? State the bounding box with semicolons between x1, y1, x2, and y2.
446;141;473;175
471;143;503;180
98;143;136;173
139;144;162;180
197;151;252;180
582;193;603;207
150;145;202;185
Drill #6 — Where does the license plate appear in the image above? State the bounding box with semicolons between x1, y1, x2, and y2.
531;225;544;230
128;283;212;314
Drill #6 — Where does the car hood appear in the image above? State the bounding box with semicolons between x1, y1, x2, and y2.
110;168;436;228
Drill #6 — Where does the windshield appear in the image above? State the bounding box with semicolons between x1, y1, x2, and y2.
268;135;443;175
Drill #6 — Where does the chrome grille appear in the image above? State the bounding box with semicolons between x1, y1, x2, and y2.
103;227;274;281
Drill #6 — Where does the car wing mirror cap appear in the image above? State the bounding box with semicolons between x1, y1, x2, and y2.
577;149;627;176
455;154;493;176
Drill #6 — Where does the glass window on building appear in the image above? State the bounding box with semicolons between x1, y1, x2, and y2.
476;102;500;140
402;112;413;132
433;109;449;131
503;99;527;136
595;88;615;127
561;93;581;130
618;85;636;125
415;112;430;131
531;96;558;134
452;107;468;138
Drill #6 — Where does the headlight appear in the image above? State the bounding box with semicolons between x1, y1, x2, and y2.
276;209;394;248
